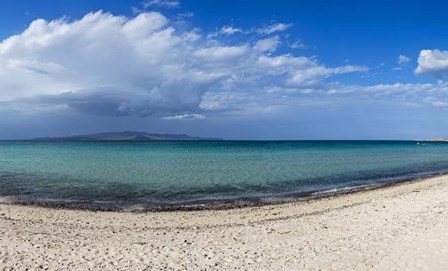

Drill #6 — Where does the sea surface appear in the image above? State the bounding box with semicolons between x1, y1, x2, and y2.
0;140;447;210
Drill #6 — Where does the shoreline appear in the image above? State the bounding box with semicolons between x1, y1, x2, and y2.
1;171;447;212
1;173;448;269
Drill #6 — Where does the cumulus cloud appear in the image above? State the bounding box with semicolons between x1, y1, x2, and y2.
253;36;280;52
0;12;212;116
415;49;448;79
0;11;368;118
398;54;410;64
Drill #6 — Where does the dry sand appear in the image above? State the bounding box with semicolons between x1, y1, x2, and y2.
1;175;448;270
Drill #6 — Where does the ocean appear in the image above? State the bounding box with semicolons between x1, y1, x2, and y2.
0;140;447;210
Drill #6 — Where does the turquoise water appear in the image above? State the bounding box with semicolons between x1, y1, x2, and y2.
0;141;448;210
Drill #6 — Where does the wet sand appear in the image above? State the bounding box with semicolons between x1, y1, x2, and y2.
1;174;448;270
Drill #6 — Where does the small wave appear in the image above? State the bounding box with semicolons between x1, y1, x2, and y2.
311;186;361;195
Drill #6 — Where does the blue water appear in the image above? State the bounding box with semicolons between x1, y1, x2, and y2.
0;141;447;210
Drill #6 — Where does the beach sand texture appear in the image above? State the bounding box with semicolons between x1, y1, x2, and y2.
1;175;448;270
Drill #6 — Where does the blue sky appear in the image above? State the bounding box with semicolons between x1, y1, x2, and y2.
0;0;447;139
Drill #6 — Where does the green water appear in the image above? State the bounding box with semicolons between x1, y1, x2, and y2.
1;141;448;210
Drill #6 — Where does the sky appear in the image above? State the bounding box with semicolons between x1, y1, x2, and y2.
0;0;447;140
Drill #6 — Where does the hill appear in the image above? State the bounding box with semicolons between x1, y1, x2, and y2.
33;131;222;141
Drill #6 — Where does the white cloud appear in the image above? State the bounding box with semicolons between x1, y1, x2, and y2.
210;22;291;38
143;0;180;9
0;11;368;117
194;45;249;60
430;101;448;108
415;49;448;79
177;11;194;19
362;83;436;93
257;23;292;35
290;40;306;49
206;26;244;39
398;54;410;65
220;26;243;35
286;64;368;86
323;82;448;104
253;36;280;52
0;11;209;116
200;92;248;111
162;113;205;120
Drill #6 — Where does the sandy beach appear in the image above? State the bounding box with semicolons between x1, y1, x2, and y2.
1;175;448;270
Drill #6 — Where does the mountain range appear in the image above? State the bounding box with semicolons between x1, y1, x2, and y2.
33;131;222;141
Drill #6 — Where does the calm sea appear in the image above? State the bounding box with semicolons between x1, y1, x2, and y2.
0;141;447;210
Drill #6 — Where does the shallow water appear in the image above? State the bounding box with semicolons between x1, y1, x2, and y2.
0;141;447;210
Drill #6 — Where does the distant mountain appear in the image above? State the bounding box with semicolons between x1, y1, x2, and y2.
33;131;223;141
